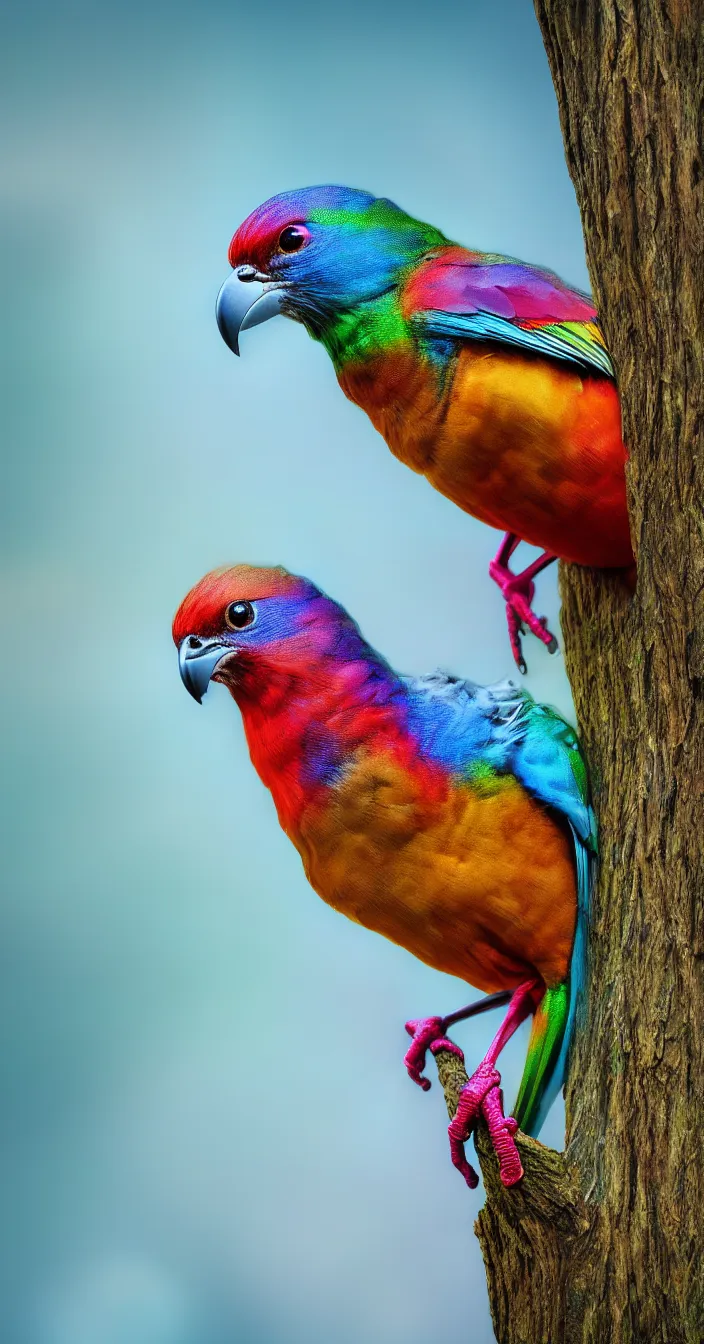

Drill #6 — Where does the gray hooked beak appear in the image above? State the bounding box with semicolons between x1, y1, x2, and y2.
178;637;233;704
216;266;286;356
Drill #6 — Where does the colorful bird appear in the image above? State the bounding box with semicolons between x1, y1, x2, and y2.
215;186;632;671
174;564;595;1187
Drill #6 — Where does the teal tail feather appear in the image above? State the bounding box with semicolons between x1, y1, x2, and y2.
513;822;592;1137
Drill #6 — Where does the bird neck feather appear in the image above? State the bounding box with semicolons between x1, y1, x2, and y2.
317;290;411;371
236;649;406;833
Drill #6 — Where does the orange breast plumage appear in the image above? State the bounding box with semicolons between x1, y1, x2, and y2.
339;343;630;568
293;744;576;995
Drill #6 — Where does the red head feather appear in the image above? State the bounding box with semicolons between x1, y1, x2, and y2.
172;564;308;644
227;186;380;270
228;200;303;270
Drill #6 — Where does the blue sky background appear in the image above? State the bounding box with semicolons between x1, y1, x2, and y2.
1;3;590;1340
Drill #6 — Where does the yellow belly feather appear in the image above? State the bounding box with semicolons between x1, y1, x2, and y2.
292;748;577;994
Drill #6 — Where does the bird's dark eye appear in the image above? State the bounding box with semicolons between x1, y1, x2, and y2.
278;225;308;253
225;600;256;630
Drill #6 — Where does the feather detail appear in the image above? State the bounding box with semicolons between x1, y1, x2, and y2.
403;671;595;845
402;247;614;379
514;819;594;1135
415;308;614;378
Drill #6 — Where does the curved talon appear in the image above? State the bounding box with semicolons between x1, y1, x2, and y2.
449;1139;479;1188
447;1061;501;1189
447;1064;524;1190
489;537;558;670
504;604;527;673
503;591;558;671
538;616;559;657
404;1016;465;1090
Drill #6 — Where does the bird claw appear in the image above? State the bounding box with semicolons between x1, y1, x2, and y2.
448;1060;524;1190
538;615;559;656
489;564;559;672
491;572;558;672
404;1016;465;1091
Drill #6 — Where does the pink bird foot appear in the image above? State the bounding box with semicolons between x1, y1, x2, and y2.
448;1060;522;1189
489;533;558;674
445;980;539;1189
404;1016;465;1091
404;991;511;1091
406;981;540;1191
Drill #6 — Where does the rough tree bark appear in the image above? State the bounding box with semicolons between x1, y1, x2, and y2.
435;6;704;1342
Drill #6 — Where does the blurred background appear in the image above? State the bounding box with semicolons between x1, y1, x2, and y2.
1;3;590;1340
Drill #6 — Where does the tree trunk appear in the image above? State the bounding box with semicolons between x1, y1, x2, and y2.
449;5;704;1341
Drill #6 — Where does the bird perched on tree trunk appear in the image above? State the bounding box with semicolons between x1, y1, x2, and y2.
215;186;632;670
174;563;595;1187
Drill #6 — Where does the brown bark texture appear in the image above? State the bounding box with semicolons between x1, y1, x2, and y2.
455;4;704;1341
456;0;704;1338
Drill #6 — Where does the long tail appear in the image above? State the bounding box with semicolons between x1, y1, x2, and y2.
513;824;592;1137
